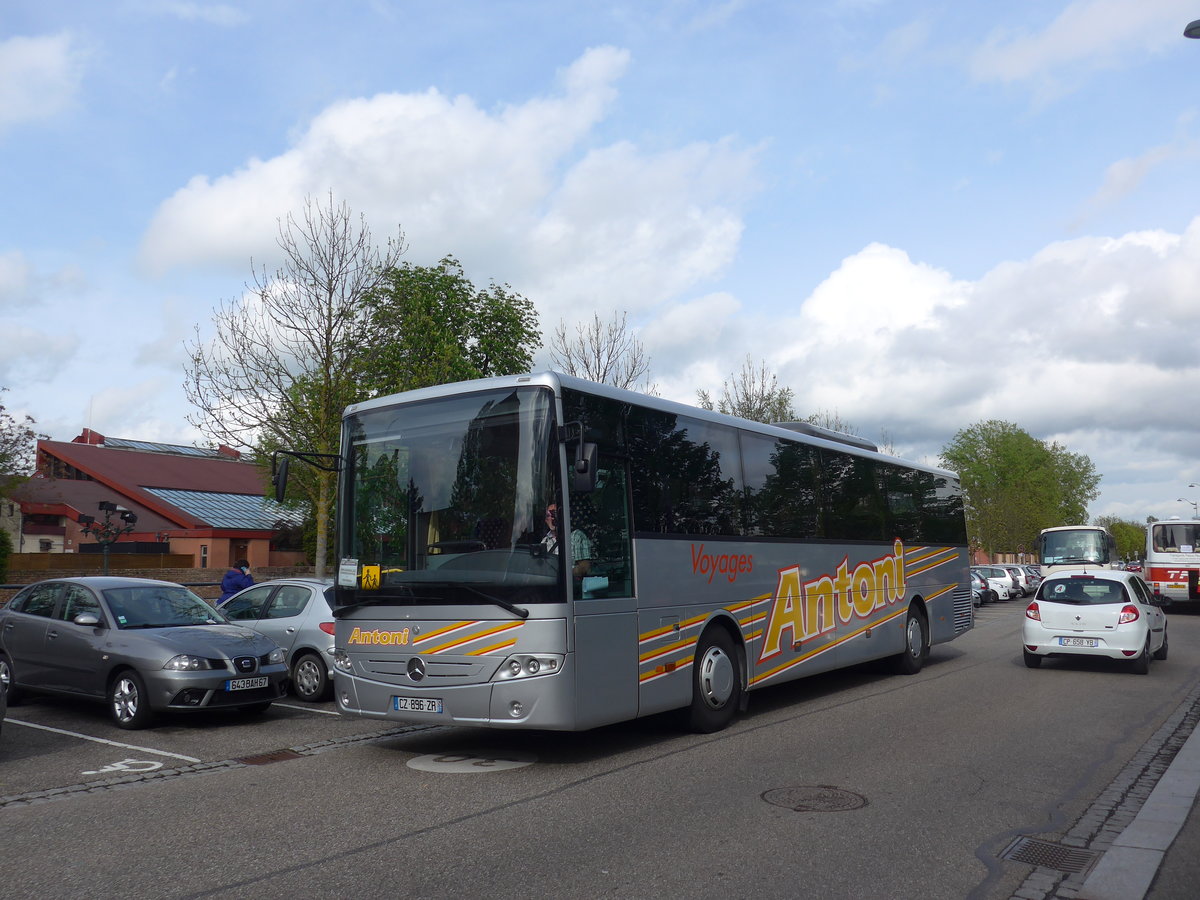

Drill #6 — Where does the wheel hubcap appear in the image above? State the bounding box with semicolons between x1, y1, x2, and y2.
113;677;139;722
698;646;734;709
907;618;923;657
295;659;320;696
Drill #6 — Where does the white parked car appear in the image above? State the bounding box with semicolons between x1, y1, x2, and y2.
1022;570;1168;673
972;567;1012;601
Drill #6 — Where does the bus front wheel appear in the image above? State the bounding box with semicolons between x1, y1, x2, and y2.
688;628;742;733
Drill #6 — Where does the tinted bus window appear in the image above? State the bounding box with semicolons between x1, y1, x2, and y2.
822;448;887;542
741;431;823;539
628;408;743;535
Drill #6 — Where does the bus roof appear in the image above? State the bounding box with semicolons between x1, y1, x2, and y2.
1040;525;1111;534
344;371;959;480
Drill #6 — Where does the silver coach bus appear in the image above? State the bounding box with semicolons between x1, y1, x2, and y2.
326;372;972;732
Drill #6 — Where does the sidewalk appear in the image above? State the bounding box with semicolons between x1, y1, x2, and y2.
1010;681;1200;900
1079;716;1200;899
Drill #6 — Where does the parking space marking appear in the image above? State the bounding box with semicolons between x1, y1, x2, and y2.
5;718;202;763
273;702;342;716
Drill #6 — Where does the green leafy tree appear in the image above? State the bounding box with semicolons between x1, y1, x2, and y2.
353;256;540;396
1093;515;1146;562
940;420;1100;556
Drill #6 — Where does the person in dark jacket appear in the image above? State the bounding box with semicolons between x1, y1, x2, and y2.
219;559;254;602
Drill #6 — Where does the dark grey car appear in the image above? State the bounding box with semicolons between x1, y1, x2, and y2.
218;578;335;702
0;576;288;729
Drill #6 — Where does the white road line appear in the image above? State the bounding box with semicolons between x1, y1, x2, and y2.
4;718;202;763
274;701;342;716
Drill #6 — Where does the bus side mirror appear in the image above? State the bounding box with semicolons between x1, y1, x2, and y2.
573;442;598;492
273;456;290;504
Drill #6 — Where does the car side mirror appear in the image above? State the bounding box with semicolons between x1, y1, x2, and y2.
74;613;102;627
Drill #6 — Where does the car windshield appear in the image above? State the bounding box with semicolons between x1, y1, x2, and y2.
1038;578;1129;605
103;586;227;629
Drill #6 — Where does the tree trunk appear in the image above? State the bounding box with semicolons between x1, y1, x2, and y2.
314;472;332;579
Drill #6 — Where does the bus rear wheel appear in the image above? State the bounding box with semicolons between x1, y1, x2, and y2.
688;628;742;733
893;605;928;675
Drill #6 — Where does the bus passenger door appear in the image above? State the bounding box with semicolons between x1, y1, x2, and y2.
570;456;639;729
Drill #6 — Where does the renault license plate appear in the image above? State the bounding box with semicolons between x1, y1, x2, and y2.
1059;637;1097;648
227;676;269;691
394;696;443;714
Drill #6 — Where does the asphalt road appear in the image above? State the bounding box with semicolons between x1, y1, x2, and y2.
2;597;1198;900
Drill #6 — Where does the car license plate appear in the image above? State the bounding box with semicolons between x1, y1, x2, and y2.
227;676;269;691
1059;637;1097;648
394;696;443;714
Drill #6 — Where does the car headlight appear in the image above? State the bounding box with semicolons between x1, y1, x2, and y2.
163;654;213;671
267;647;286;665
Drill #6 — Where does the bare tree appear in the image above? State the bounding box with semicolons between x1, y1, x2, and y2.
0;387;41;496
698;355;796;424
184;194;405;576
549;311;654;392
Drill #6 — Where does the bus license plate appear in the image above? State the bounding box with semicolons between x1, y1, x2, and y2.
1059;637;1097;648
394;696;443;714
227;676;269;691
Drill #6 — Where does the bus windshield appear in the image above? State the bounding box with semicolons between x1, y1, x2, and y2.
1151;522;1199;554
1039;528;1110;565
340;386;562;608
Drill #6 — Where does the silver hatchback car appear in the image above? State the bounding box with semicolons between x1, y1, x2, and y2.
0;576;288;729
218;578;336;702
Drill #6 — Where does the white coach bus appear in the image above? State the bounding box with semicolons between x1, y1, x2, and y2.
316;372;972;733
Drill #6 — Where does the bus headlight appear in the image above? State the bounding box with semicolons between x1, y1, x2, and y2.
333;649;354;672
494;654;562;681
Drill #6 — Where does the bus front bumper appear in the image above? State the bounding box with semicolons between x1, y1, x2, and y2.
333;659;578;730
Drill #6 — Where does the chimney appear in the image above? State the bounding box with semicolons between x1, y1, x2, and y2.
217;444;241;460
74;428;105;445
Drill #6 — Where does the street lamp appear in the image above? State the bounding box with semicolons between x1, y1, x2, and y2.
1178;498;1200;516
1187;20;1200;38
78;501;138;575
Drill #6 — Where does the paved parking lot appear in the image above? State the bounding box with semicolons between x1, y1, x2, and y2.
0;689;413;804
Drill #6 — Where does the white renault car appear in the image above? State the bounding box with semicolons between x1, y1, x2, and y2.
1022;569;1168;674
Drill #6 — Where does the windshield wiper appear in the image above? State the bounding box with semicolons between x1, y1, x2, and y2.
463;585;529;620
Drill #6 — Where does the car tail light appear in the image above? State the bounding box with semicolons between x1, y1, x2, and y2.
1025;602;1040;620
1119;605;1140;624
319;622;335;635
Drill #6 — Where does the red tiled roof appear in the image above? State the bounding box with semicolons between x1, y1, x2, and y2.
35;439;271;529
11;477;179;532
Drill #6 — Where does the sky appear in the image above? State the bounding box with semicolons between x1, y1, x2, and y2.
3;0;1200;526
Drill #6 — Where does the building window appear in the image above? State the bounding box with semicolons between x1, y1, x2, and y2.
39;539;52;552
200;544;208;568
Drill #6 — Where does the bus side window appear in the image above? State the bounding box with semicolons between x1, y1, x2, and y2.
574;457;633;599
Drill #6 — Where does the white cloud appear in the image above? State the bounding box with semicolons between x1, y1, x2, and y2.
971;0;1192;90
0;323;78;385
699;218;1200;520
0;251;34;307
155;2;249;27
138;46;759;324
0;33;85;132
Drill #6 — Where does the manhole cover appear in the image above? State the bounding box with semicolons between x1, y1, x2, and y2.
762;786;868;812
999;837;1100;875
